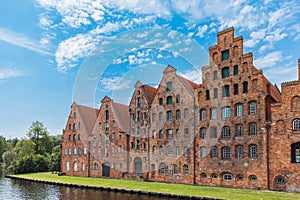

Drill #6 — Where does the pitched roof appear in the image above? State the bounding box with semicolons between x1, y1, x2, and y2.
142;84;156;103
262;77;282;103
112;102;130;132
177;75;199;95
77;105;99;134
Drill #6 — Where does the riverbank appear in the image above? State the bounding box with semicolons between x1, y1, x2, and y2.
7;172;300;200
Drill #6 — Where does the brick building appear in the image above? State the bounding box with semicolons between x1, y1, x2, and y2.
61;27;300;192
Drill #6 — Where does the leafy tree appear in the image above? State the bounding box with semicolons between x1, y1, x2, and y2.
14;139;35;158
49;145;61;173
27;121;49;155
0;135;7;163
13;154;49;174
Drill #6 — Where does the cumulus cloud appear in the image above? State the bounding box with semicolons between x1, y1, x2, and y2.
254;51;283;69
178;67;202;84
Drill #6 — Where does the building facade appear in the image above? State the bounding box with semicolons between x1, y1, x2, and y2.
61;27;300;192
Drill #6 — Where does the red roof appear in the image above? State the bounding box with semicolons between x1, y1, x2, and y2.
112;102;130;132
77;105;99;134
142;84;156;103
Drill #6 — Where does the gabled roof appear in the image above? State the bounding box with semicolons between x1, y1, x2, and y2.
112;102;130;132
177;75;198;96
142;84;156;103
77;105;99;134
262;77;282;103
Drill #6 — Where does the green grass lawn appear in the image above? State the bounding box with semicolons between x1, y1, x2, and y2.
11;172;300;200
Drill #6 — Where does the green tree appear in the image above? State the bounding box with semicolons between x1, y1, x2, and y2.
27;121;49;155
0;135;7;163
14;139;35;158
49;145;61;173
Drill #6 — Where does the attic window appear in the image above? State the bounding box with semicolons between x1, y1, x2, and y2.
167;81;172;91
222;50;229;61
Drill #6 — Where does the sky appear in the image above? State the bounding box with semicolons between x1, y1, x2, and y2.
0;0;299;138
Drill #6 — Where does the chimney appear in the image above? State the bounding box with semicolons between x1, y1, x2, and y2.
298;58;300;81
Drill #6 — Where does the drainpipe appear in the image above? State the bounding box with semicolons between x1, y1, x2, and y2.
88;141;91;177
265;123;271;190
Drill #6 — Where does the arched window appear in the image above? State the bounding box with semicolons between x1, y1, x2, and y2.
223;173;233;181
236;124;243;136
201;173;207;178
167;129;173;139
249;145;258;158
236;145;244;158
200;146;207;158
152;130;156;139
211;107;217;119
200;128;206;139
249;102;257;114
237;174;244;181
249;175;257;181
222;147;231;159
94;163;99;170
211;173;218;179
222;106;231;118
184;108;189;119
275;176;286;184
200;109;206;121
73;162;78;171
183;165;189;175
293;119;300;130
167;145;173;156
159;130;163;138
249;123;257;136
222;126;231;139
236;104;243;116
73;134;76;142
66;161;70;171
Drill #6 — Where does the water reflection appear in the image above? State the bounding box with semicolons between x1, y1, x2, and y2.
0;178;175;200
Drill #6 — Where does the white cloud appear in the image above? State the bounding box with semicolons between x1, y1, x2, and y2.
178;68;202;84
0;68;24;80
195;25;208;38
0;28;51;55
99;76;132;91
254;51;283;68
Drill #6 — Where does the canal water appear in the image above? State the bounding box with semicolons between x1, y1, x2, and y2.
0;171;174;200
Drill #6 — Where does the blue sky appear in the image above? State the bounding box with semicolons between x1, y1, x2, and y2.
0;0;299;138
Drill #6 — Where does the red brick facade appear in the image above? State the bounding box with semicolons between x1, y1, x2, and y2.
61;27;300;192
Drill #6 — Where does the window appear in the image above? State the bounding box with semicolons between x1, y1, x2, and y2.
159;98;163;105
236;124;243;136
183;165;189;175
176;110;181;120
222;126;231;139
206;90;210;100
223;85;230;97
152;130;157;138
234;65;238;75
223;173;233;181
293;119;300;130
200;146;207;158
167;129;173;139
78;134;81;140
249;145;258;159
222;107;231;118
249;123;257;136
184;128;189;138
167;145;173;156
173;164;179;175
211;146;218;158
73;162;78;171
200;128;206;139
291;142;300;163
176;146;180;156
200;109;206;121
136;140;140;150
167;111;172;121
94;163;99;170
236;145;244;158
64;148;68;155
152;113;156;122
213;88;218;99
81;163;85;172
213;70;218;80
159;130;163;139
74;148;77;155
176;129;180;138
159;112;163;121
222;50;229;61
73;123;76;131
212;174;218;179
234;84;239;95
105;122;109;131
249;102;257;114
222;147;231;159
236;104;243;116
237;174;243;181
184;146;189;156
105;110;109;120
66;161;70;171
137;97;141;108
243;81;248;93
68;148;72;155
210;127;217;138
105;134;109;144
275;176;286;184
201;173;207;178
105;147;109;157
84;148;87;155
184;108;189;119
211;108;217;120
222;67;230;78
136;127;140;135
167;81;172;91
73;112;76;119
69;124;71;130
137;112;141;122
167;96;172;105
73;134;76;142
159;163;169;174
152;145;157;155
249;175;257;181
176;95;180;104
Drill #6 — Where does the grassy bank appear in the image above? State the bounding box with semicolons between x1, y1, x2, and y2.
10;172;300;200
